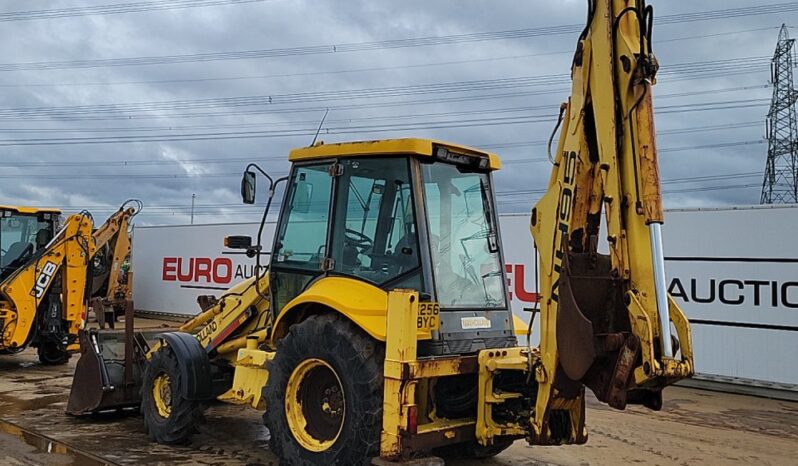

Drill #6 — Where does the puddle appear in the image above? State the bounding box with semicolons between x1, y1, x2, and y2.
0;419;115;465
0;392;68;412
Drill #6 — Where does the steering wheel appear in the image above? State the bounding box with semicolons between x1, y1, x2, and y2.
344;228;374;254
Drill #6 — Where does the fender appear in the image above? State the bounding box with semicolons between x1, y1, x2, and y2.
158;332;213;400
270;276;435;343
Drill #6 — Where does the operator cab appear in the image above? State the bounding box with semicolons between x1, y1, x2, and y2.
0;206;59;281
241;139;516;355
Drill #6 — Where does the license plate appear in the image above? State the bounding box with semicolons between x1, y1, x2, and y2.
461;316;492;330
417;302;440;331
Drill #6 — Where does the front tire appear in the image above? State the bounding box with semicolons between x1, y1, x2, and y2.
263;314;384;466
141;345;204;444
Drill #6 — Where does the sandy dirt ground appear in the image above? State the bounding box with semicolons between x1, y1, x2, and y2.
0;322;795;466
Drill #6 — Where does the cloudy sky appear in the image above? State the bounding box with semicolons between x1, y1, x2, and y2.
0;0;793;225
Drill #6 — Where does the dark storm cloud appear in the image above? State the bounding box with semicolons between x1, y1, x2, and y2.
0;0;789;224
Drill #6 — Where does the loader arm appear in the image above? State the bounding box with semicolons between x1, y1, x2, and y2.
529;0;693;440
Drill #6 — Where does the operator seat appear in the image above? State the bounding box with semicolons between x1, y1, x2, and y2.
35;228;52;250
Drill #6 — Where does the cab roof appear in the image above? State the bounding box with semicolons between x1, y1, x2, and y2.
0;205;61;215
288;138;502;170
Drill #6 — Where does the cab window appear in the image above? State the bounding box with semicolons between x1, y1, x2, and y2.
273;164;333;271
0;213;53;274
422;162;506;309
330;157;421;286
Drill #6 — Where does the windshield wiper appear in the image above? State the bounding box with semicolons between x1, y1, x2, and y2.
479;178;500;253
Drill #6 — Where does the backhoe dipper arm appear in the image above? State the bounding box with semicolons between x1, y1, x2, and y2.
91;201;140;306
530;0;693;440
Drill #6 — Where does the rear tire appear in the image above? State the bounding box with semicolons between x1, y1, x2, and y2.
263;314;384;466
37;342;70;365
141;345;204;444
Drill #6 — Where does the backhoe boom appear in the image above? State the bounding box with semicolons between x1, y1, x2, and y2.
529;0;693;439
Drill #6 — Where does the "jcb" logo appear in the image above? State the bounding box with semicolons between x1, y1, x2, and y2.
31;261;58;298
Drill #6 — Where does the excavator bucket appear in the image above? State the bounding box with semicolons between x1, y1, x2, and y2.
66;304;156;415
556;252;643;409
556;271;597;381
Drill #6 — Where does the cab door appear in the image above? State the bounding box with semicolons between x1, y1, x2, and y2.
269;162;334;313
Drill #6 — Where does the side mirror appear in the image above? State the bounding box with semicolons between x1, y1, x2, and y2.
241;171;256;204
225;235;261;258
224;235;252;249
294;176;313;214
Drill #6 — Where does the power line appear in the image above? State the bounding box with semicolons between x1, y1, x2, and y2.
0;2;792;71
0;99;769;146
498;183;762;208
501;140;766;166
0;140;767;179
0;51;574;89
0;120;762;170
0;59;772;123
496;173;763;196
58;179;765;217
0;27;777;90
0;87;766;134
0;70;769;125
0;0;272;22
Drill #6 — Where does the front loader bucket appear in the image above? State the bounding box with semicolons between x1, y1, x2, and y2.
66;328;147;415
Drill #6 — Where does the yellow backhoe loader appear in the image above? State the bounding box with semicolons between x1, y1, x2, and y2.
68;0;693;464
0;205;61;356
0;200;140;364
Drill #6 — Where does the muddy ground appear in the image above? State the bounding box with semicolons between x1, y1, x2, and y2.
0;330;795;465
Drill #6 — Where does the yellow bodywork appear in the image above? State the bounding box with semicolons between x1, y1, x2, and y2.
271;276;437;343
187;274;439;409
289;138;502;170
170;273;272;357
217;336;273;409
0;205;61;216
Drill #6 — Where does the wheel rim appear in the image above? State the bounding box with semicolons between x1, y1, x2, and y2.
285;358;345;452
152;372;172;418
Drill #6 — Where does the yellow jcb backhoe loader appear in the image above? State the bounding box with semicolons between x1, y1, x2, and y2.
0;205;60;355
0;200;140;364
68;0;693;464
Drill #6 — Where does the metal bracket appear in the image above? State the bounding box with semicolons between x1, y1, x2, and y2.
328;163;343;177
321;257;335;271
